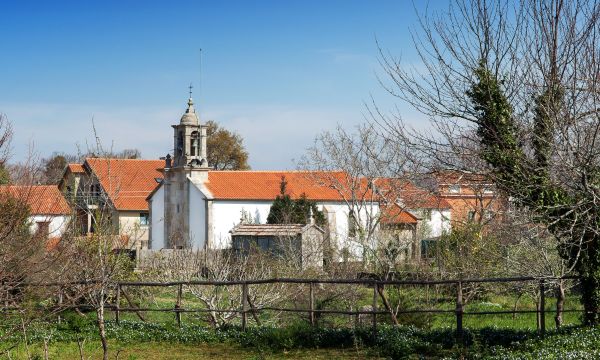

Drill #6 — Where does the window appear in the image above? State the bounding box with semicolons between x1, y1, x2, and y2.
449;184;461;194
93;184;101;197
467;211;476;222
140;212;149;226
36;221;50;238
422;209;432;221
176;132;184;156
190;131;199;156
421;239;437;259
348;212;358;238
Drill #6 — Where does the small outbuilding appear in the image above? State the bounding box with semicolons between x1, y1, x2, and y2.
230;223;325;269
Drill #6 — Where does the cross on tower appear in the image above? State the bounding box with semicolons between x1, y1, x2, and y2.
188;83;193;98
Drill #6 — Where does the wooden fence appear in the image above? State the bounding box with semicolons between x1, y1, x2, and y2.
105;275;582;340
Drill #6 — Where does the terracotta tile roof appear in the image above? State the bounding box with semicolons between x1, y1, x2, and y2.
85;158;164;211
380;204;418;224
432;170;492;185
205;171;357;201
0;185;71;215
374;178;451;209
67;163;85;174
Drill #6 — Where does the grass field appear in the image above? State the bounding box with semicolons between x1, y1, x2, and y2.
6;341;379;360
0;283;586;359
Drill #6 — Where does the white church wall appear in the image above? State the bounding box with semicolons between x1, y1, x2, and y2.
28;215;70;239
149;185;165;249
188;181;206;249
211;200;272;249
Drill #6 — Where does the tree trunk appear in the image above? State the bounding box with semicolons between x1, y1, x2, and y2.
555;279;565;329
96;305;109;360
580;273;600;325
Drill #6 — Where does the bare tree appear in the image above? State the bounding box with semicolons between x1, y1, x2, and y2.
141;249;295;327
299;123;439;274
377;0;600;323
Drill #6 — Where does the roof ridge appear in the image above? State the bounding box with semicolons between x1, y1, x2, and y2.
207;170;345;173
85;157;163;162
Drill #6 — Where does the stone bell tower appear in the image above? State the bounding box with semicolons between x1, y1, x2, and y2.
162;91;210;248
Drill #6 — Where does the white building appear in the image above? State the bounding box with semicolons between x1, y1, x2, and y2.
146;96;379;261
0;185;71;241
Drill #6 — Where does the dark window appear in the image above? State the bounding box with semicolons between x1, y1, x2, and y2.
190;131;199;156
36;221;50;238
348;212;357;238
140;212;149;226
421;239;437;259
467;211;476;222
177;132;184;156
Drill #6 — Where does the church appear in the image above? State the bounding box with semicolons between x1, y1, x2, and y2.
146;95;376;260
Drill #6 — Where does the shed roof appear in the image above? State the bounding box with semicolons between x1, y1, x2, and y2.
230;223;323;236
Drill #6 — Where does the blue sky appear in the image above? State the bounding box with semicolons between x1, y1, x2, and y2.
0;0;444;169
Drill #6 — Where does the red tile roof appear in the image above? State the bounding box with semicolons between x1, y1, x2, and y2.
432;170;492;185
205;171;361;201
67;163;85;174
85;158;164;211
374;178;451;209
0;185;71;215
380;204;418;224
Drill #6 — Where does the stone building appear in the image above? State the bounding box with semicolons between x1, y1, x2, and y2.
230;222;325;269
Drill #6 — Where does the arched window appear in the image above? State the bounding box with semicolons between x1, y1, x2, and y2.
190;131;199;156
176;132;184;156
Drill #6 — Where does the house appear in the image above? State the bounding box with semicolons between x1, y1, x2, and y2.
230;221;325;269
59;158;163;250
378;180;451;259
0;185;71;241
146;96;380;262
432;170;504;226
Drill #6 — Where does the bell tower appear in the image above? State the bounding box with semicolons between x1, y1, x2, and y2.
172;85;209;169
162;89;210;249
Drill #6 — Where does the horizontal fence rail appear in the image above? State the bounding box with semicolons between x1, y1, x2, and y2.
2;275;584;340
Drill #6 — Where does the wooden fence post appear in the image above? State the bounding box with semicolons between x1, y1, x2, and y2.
175;284;183;328
456;281;463;344
242;282;248;331
115;284;121;325
309;282;315;326
372;282;378;340
539;279;546;335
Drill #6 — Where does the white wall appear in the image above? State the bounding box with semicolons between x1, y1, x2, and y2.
149;185;165;249
29;215;70;238
412;208;451;239
211;200;272;249
118;211;150;249
188;181;206;249
317;202;381;260
150;181;382;258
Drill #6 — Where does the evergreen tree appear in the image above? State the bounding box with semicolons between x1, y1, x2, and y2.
267;176;326;226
